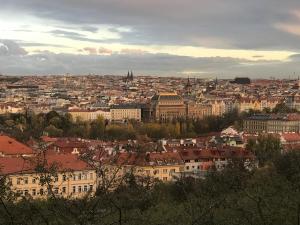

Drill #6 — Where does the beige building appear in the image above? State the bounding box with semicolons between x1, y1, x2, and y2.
238;98;280;112
151;92;186;122
109;151;185;184
110;104;141;122
186;102;212;119
0;154;97;199
243;114;300;134
68;109;111;121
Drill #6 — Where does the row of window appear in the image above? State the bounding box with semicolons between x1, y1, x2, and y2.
16;173;94;185
72;185;93;193
145;168;176;175
17;185;94;196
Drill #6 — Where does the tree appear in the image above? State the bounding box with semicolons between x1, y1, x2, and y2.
90;116;105;139
272;102;298;113
247;135;282;167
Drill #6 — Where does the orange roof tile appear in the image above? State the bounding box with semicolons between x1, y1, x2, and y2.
0;135;34;156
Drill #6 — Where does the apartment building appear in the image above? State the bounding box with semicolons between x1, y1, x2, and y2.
110;104;141;122
0;153;97;199
68;109;111;121
186;102;212;119
243;114;300;134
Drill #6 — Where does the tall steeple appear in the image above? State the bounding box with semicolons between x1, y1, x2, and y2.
130;70;133;80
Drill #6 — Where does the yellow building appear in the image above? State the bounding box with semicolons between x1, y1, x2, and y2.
110;104;141;122
0;154;97;199
186;102;212;119
68;109;111;121
107;151;184;185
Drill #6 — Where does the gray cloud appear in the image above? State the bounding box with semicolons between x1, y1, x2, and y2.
0;43;299;78
2;0;300;50
0;40;27;56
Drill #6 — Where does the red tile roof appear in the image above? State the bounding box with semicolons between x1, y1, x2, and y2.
0;135;34;156
281;133;300;142
0;153;91;175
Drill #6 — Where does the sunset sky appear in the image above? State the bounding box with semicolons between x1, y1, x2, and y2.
1;0;300;78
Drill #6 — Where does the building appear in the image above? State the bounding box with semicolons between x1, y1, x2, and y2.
243;114;300;134
68;109;111;121
0;153;97;199
286;95;300;111
110;104;141;122
151;92;186;121
186;102;212;119
230;77;251;85
109;151;184;185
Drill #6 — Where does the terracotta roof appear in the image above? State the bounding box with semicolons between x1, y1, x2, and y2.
113;151;184;166
0;135;34;156
0;157;34;174
0;153;91;175
281;133;300;142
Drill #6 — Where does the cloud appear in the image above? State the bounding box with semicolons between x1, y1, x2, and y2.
83;47;98;55
0;40;27;56
3;0;300;50
0;48;299;78
120;48;148;55
98;47;113;55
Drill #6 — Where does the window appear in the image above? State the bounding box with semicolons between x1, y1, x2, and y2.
84;174;87;180
89;185;93;191
84;185;87;192
32;189;36;196
89;173;93;180
78;186;82;193
186;166;190;170
62;187;66;193
17;178;21;185
24;177;28;184
32;178;36;184
153;169;159;175
73;174;76;181
78;174;82;180
163;177;168;181
54;176;58;182
54;188;59;194
24;190;29;195
40;189;44;196
62;175;66;181
72;186;76;193
170;169;175;173
163;169;168;174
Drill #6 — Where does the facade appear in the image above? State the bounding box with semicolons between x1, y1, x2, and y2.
238;98;280;112
243;114;300;134
68;109;111;121
111;151;185;184
151;92;186;122
186;102;212;119
110;104;142;122
0;154;97;199
286;95;300;111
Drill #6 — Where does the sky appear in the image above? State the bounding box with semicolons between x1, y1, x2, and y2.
1;0;300;78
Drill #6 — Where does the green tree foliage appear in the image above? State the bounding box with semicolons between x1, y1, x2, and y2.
246;134;282;167
0;109;248;141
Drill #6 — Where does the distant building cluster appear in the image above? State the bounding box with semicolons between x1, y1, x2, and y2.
1;74;299;123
